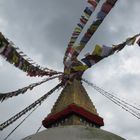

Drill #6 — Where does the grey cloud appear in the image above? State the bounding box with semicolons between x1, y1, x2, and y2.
1;0;140;140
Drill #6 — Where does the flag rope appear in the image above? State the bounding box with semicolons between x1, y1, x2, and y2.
0;83;62;131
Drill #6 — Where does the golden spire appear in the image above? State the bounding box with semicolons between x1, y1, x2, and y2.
42;79;104;128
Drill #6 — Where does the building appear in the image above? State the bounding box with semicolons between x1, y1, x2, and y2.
23;79;125;140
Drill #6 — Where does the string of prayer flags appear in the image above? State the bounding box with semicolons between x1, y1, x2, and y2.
0;76;60;102
64;0;101;63
63;58;88;83
0;32;61;77
82;33;140;68
81;44;112;67
62;61;88;86
98;1;118;19
113;34;140;52
64;0;118;76
74;0;118;57
72;0;100;44
0;83;62;131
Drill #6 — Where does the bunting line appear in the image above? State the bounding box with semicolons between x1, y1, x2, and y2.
81;33;140;68
0;75;61;102
3;106;39;140
73;0;118;57
0;83;62;131
0;32;61;77
63;0;101;64
83;79;140;119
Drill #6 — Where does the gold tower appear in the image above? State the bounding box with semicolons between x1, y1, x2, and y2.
42;79;104;128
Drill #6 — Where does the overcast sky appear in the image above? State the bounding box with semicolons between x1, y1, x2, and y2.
0;0;140;140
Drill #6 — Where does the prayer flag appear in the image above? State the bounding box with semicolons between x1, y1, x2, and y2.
137;38;140;46
101;45;112;56
112;42;126;52
80;18;87;25
92;44;102;55
81;36;90;44
101;2;113;14
74;27;82;33
0;46;5;54
107;0;117;6
88;0;97;8
90;24;98;32
83;13;90;19
84;7;93;16
72;65;88;71
77;23;84;29
97;10;107;19
81;57;92;67
74;45;85;54
126;36;137;46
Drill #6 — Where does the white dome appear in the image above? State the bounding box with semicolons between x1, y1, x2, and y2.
23;125;125;140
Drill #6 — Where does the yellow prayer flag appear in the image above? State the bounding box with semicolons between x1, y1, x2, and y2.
83;13;90;19
11;51;19;64
74;27;82;33
72;65;88;71
90;25;98;32
92;44;102;55
74;44;85;53
64;68;71;74
70;38;76;43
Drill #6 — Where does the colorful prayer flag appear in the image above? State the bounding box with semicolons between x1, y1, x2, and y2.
97;10;107;19
101;45;112;56
87;0;97;8
81;57;92;67
72;65;88;71
84;7;93;16
92;44;102;55
101;2;113;14
126;36;137;46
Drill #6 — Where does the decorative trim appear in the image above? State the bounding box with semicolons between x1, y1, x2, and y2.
42;104;104;128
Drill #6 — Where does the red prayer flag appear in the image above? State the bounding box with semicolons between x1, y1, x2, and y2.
87;0;97;8
107;0;117;6
101;2;113;14
80;18;87;24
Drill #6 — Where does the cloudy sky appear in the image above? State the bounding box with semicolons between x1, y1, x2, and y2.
0;0;140;140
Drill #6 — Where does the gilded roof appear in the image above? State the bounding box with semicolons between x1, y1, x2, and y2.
50;79;98;116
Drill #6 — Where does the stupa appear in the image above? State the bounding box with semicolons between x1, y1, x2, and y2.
23;79;125;140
